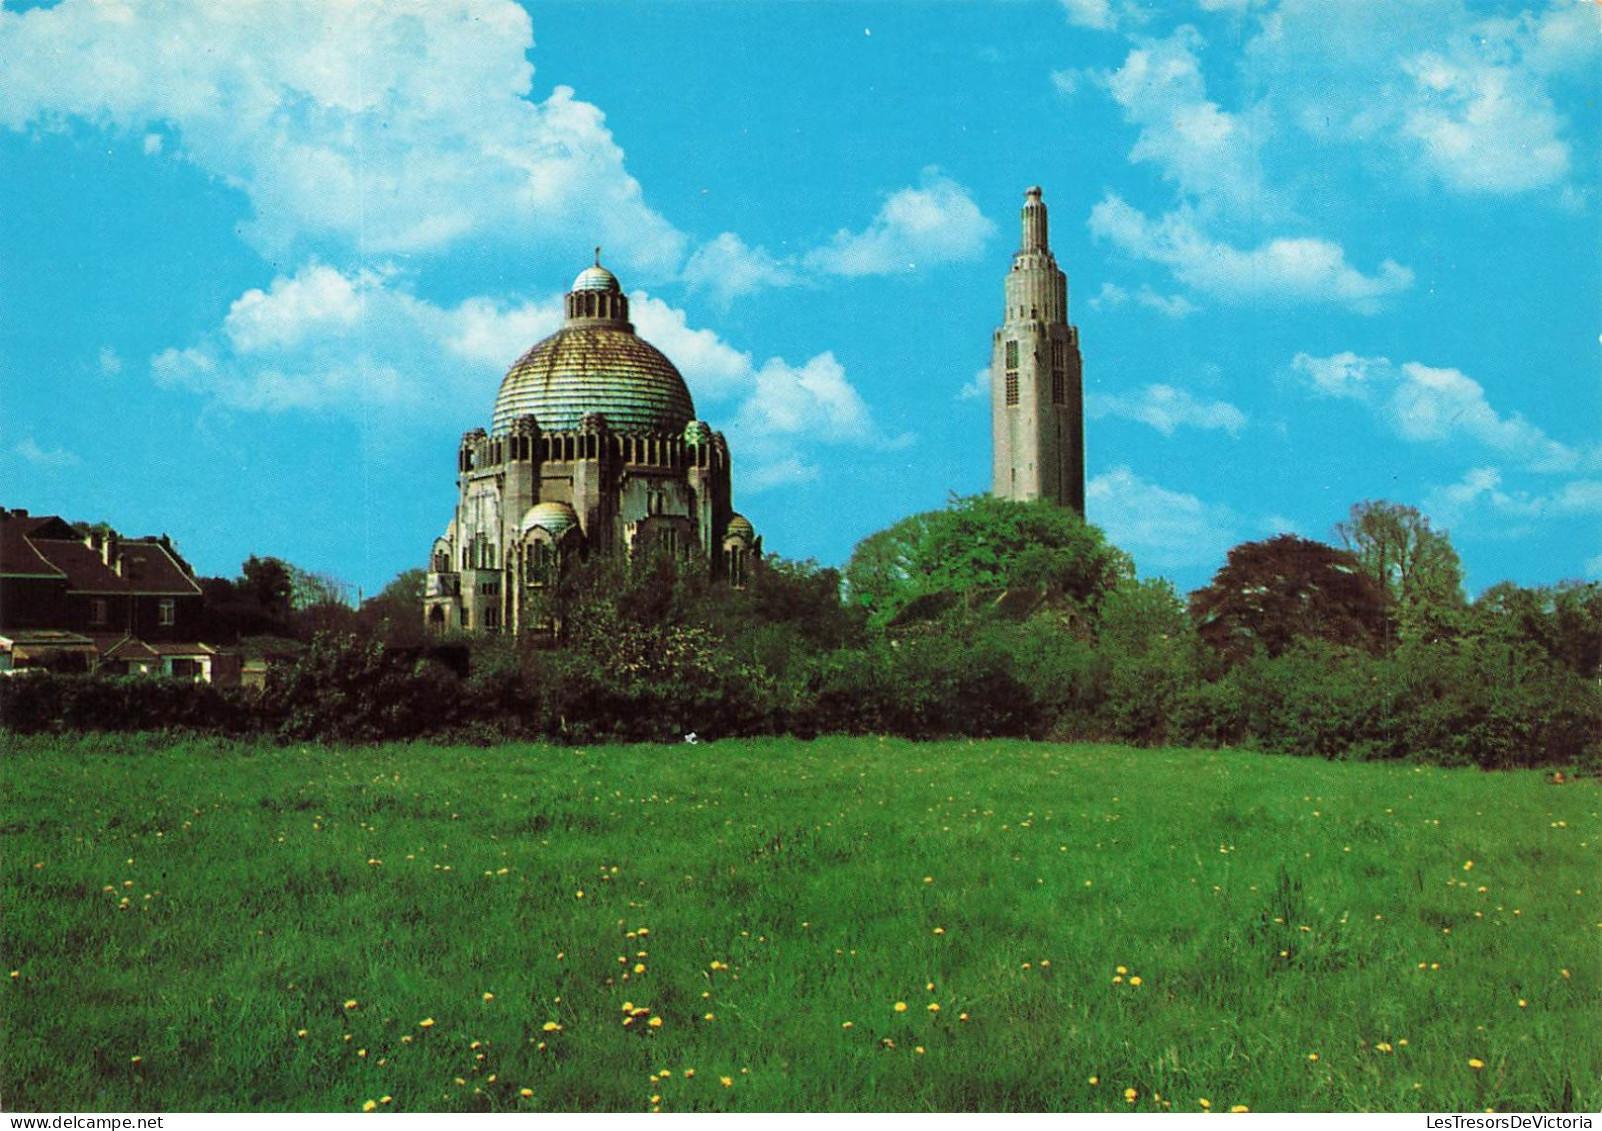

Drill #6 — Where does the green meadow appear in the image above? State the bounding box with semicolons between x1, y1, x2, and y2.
2;735;1596;1113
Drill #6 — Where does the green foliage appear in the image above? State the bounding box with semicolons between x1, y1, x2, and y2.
265;633;461;743
843;495;1130;628
1336;501;1467;648
4;736;1596;1112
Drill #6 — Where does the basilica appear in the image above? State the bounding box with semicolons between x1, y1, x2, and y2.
423;258;759;635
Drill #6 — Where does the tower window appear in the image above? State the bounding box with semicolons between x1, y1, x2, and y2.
1052;371;1064;405
1005;371;1019;406
1005;340;1019;368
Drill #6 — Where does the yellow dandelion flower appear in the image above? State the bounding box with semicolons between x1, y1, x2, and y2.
379;1096;391;1106
1376;1042;1393;1053
1130;976;1142;987
483;992;495;1002
357;1048;367;1058
1199;1099;1212;1110
1112;975;1123;984
1308;1053;1319;1061
915;1046;926;1055
575;890;584;899
933;927;945;935
130;1056;143;1064
343;999;358;1010
634;963;646;974
650;1095;661;1105
1116;966;1127;975
894;1001;908;1012
1088;1076;1099;1086
685;1069;696;1078
842;1021;853;1028
959;1012;969;1022
1463;860;1474;870
520;1088;533;1099
1124;1087;1138;1103
1518;999;1528;1008
362;1100;377;1112
720;1076;733;1087
296;1029;308;1039
418;1017;435;1029
1231;1105;1250;1113
1469;1058;1485;1070
927;1002;940;1012
704;1012;716;1021
649;1016;663;1028
542;1021;562;1032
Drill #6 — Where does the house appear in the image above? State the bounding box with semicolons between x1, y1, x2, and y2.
0;507;234;682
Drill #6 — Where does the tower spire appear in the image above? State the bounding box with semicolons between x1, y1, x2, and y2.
1022;185;1048;252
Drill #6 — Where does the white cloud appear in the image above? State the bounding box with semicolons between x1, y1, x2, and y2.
1088;384;1246;435
1424;467;1602;538
149;262;896;495
803;168;995;277
97;347;123;376
0;0;685;272
681;169;996;299
1087;465;1236;570
681;233;800;304
1087;279;1196;317
1091;195;1412;311
1102;27;1280;220
14;437;81;469
1401;49;1570;193
1059;0;1116;31
1292;351;1578;472
1243;0;1596;197
957;366;989;402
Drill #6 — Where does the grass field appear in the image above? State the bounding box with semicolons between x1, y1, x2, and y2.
2;734;1597;1113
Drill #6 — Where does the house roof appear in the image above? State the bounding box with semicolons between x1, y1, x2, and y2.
0;515;69;579
28;537;201;596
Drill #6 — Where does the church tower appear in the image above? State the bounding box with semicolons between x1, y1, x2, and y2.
991;186;1084;514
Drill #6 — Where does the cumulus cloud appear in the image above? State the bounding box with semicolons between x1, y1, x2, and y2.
1292;351;1578;472
97;347;123;376
148;261;895;493
1086;281;1197;317
803;168;995;277
0;0;685;271
682;168;995;300
1087;465;1236;570
1102;27;1280;220
957;366;990;402
1244;0;1595;196
1091;196;1412;311
681;233;800;305
1424;467;1602;538
1088;384;1246;435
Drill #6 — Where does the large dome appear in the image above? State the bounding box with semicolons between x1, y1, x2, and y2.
490;260;696;436
492;328;695;435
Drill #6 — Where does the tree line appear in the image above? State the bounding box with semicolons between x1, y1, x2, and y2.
7;498;1599;768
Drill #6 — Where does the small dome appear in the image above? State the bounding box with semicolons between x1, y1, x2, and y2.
684;420;713;445
571;264;620;293
725;513;755;541
520;501;580;538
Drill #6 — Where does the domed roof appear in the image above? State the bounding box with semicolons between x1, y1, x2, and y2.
520;501;579;538
571;263;620;292
493;327;696;435
491;259;696;436
725;513;755;540
684;420;713;445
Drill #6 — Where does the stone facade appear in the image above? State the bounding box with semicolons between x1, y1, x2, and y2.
991;186;1085;515
424;260;759;635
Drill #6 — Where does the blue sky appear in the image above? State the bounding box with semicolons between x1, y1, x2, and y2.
2;0;1598;600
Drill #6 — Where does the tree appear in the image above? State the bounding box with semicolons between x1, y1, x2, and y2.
1336;500;1464;645
240;556;294;628
842;495;1131;628
1189;534;1388;665
358;568;428;644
